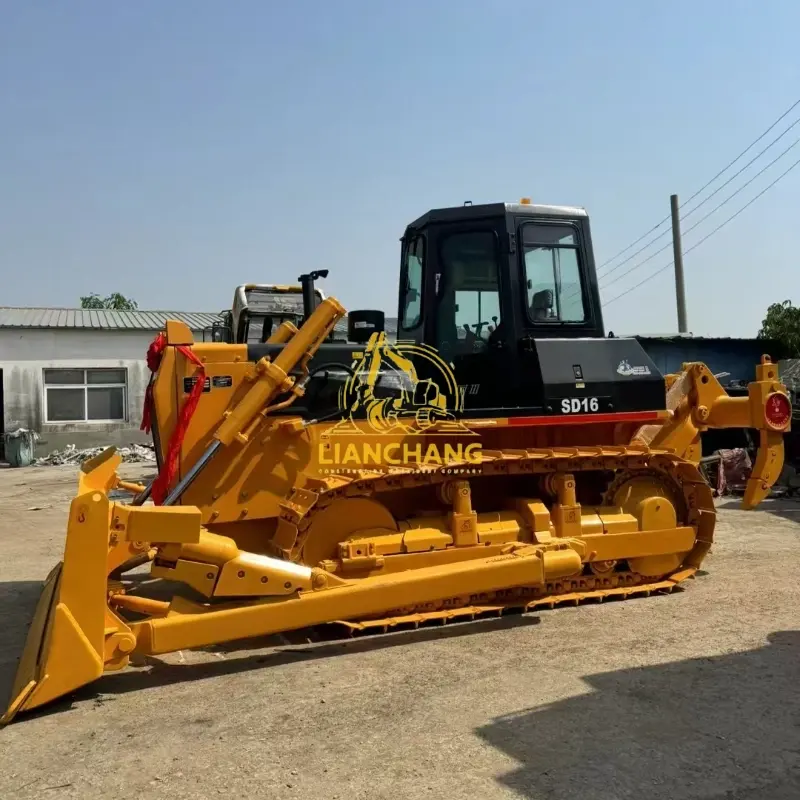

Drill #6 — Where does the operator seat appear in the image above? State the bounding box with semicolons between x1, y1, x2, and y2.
531;289;555;321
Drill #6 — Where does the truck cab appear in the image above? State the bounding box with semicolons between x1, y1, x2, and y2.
204;282;344;344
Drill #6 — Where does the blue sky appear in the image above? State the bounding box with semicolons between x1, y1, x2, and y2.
1;1;798;337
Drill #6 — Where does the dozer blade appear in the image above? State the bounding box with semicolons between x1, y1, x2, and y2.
1;449;136;726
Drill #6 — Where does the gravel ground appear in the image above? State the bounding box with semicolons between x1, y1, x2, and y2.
0;463;798;800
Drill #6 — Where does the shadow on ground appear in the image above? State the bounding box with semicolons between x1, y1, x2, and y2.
476;630;800;800
0;576;540;723
759;496;800;526
717;495;800;526
0;581;46;712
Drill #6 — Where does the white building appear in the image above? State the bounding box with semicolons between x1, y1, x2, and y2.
0;307;219;457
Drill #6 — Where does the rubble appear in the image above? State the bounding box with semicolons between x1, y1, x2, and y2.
710;447;752;496
700;446;800;500
34;443;156;467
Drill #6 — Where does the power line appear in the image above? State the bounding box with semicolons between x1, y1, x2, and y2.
680;115;800;221
597;96;800;272
595;96;800;273
603;152;800;307
560;132;800;307
598;114;800;283
600;132;800;291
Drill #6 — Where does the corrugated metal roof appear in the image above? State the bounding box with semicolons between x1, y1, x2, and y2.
0;306;401;339
0;307;221;332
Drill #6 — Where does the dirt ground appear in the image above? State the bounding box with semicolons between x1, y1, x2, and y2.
0;463;798;800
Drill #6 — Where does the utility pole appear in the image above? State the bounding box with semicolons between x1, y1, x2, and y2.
670;193;688;333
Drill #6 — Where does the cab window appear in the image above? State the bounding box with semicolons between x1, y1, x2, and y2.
401;235;425;330
437;230;502;353
522;224;586;323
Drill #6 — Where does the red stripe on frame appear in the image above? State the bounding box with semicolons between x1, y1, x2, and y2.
506;410;664;427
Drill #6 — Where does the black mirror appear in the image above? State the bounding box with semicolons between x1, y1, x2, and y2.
348;309;385;344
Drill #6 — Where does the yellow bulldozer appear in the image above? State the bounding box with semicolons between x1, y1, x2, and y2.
2;199;792;725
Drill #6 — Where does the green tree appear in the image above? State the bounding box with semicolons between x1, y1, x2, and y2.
80;292;139;311
758;300;800;357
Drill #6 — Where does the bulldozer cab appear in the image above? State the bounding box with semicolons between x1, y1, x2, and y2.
391;201;657;416
397;200;605;351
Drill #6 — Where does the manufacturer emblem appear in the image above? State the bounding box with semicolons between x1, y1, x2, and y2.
617;359;651;377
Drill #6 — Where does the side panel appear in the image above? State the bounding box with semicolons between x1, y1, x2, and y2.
527;338;666;415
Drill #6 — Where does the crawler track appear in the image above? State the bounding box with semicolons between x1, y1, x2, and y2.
273;444;717;633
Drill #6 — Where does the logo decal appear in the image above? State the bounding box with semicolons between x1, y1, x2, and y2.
617;359;651;377
319;332;481;473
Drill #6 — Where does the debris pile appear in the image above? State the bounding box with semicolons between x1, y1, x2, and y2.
35;443;156;467
716;447;751;496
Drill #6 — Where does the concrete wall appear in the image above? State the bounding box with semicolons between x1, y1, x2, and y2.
0;328;156;455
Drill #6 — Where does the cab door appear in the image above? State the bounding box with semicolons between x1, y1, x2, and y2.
512;216;605;412
426;220;517;416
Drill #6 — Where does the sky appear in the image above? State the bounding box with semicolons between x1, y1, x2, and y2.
1;0;798;337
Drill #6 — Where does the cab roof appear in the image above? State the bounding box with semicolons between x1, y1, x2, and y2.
404;201;589;234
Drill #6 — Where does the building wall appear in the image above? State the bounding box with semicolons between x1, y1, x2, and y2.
0;328;157;454
636;338;783;384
